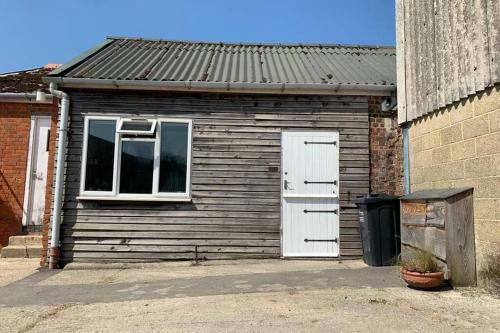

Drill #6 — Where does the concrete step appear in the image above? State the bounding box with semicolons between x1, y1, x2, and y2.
1;245;42;259
7;235;42;246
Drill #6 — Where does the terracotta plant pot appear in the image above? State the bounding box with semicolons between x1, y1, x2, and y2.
400;269;445;289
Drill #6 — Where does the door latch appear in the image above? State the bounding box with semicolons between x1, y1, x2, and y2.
284;180;293;190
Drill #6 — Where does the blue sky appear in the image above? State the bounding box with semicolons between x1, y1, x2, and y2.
0;0;395;73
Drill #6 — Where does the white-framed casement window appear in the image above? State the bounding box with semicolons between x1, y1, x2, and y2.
78;116;192;201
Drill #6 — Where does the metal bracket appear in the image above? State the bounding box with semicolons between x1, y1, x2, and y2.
304;238;338;243
304;180;337;185
303;209;338;214
304;140;337;145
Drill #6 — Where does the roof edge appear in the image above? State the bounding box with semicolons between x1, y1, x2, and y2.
0;92;54;104
47;39;115;76
105;35;396;50
42;77;396;96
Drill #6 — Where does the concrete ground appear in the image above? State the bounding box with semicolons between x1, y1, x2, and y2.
0;259;499;332
0;258;40;287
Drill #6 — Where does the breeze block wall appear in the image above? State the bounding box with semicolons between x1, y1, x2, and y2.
408;85;500;285
369;96;404;196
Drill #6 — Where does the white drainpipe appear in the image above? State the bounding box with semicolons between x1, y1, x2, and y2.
48;82;70;269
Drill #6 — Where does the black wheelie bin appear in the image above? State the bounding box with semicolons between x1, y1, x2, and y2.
353;194;401;266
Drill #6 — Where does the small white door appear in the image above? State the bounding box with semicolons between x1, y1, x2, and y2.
282;131;340;257
23;117;51;230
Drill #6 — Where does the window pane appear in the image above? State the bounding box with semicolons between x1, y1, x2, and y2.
84;120;116;191
159;123;189;193
119;141;155;194
120;120;154;132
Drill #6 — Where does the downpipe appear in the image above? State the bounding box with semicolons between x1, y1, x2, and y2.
48;82;70;269
403;125;410;195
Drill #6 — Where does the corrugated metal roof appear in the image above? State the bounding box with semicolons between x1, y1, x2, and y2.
48;37;396;89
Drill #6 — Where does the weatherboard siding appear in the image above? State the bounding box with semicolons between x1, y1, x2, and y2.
56;90;369;263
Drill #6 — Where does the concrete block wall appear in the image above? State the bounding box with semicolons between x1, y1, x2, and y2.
408;85;500;284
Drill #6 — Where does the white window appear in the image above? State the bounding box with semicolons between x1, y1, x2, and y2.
117;118;157;135
79;116;192;201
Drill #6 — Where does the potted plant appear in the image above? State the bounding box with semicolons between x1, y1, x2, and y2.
399;249;445;289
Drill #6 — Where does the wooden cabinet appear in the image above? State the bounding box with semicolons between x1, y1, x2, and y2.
400;187;476;286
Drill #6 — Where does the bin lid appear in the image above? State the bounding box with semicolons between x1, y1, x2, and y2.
352;193;400;204
400;187;473;200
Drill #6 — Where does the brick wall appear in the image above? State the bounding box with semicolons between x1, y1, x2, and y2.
408;85;500;285
0;100;57;258
0;103;31;247
41;105;57;265
369;96;404;196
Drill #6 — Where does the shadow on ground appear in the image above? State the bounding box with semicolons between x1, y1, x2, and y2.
0;266;403;307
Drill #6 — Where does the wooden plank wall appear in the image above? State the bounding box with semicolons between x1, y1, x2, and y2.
397;0;500;123
57;90;370;263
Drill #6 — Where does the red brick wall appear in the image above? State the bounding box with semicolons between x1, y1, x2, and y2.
368;96;404;196
0;103;30;247
0;100;57;255
41;105;57;265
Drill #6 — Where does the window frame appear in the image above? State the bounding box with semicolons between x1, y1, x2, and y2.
79;116;193;202
79;115;120;197
116;118;157;135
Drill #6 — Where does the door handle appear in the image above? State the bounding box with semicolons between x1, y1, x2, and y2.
32;171;43;180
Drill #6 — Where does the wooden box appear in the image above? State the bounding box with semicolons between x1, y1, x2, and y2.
400;187;476;286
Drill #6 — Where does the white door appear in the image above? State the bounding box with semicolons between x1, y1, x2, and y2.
282;131;340;257
23;117;51;230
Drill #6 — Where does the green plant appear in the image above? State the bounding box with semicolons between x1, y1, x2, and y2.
400;249;441;273
390;254;403;266
481;254;500;293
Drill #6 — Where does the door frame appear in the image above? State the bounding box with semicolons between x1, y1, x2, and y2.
280;130;340;258
22;115;51;228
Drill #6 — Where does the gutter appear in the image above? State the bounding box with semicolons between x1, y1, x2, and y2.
0;92;53;104
48;82;70;269
43;77;397;97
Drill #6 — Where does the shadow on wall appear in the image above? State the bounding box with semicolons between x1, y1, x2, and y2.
0;171;24;247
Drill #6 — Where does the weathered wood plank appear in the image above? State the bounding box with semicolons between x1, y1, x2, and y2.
445;190;476;286
63;252;280;260
62;237;282;247
401;225;447;260
62;223;279;233
63;244;281;254
55;91;369;263
401;200;427;225
426;201;445;227
64;231;280;240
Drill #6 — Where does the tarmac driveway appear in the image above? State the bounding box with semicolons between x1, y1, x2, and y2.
0;259;498;332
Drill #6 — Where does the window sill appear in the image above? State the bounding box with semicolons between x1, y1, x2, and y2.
76;196;192;202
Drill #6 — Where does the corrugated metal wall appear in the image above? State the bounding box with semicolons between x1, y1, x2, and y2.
397;0;500;123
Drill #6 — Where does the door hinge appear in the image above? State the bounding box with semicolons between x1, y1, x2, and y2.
304;180;337;185
303;209;338;214
304;238;338;243
304;140;337;145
